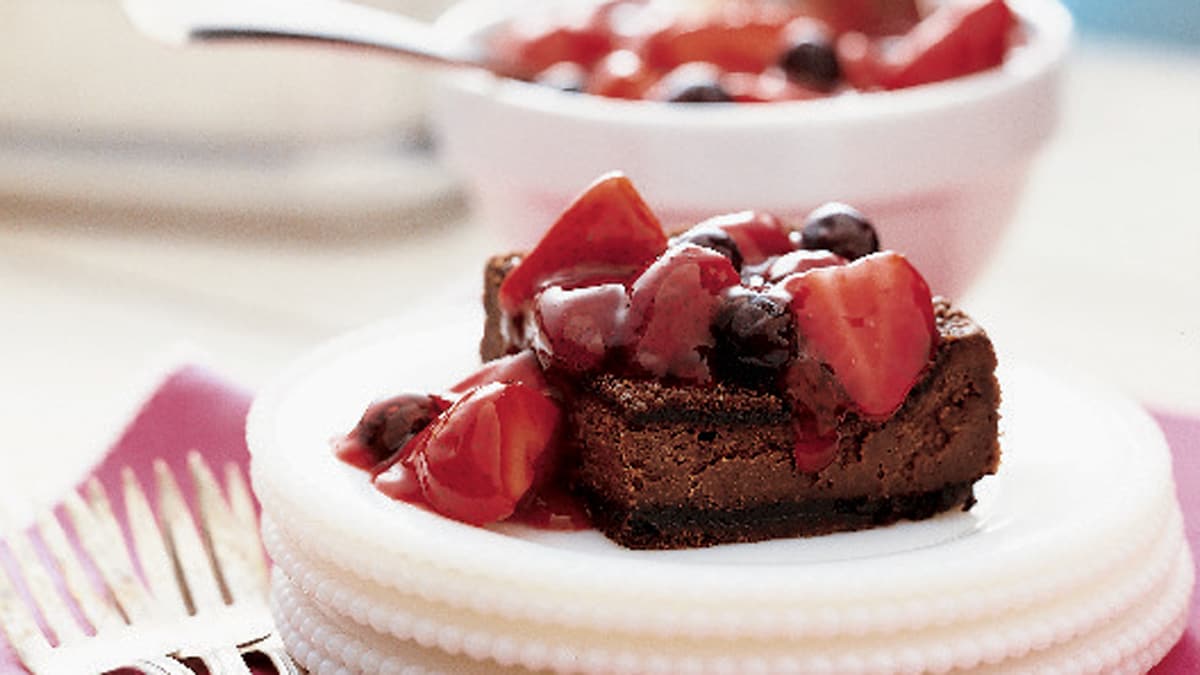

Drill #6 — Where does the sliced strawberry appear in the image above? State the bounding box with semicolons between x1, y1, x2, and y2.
498;172;668;315
489;14;614;79
449;350;551;396
698;211;795;265
532;283;630;373
791;0;921;36
626;244;741;382
835;32;886;91
391;382;563;526
640;15;793;74
880;0;1017;90
779;251;936;417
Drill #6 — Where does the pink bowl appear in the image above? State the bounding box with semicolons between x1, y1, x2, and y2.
431;0;1072;297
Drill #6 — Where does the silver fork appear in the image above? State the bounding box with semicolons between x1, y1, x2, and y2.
0;453;300;674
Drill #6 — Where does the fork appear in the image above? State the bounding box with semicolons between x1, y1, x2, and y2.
0;453;300;674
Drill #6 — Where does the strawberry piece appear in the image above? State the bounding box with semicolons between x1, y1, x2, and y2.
388;382;563;526
641;22;787;74
779;251;936;417
489;14;614;79
587;49;658;99
532;283;630;373
835;32;886;91
448;350;550;396
880;0;1017;90
791;0;920;36
627;244;741;382
698;211;795;265
498;172;668;315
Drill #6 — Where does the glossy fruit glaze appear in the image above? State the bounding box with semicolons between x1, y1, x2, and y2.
337;173;938;528
488;0;1018;102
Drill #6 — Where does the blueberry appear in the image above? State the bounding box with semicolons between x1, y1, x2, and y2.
711;289;795;389
672;224;743;270
800;203;879;260
658;63;733;104
778;24;840;92
668;82;733;103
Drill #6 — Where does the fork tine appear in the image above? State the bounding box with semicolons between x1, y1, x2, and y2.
34;511;123;634
224;463;257;532
223;464;267;568
6;527;85;647
157;460;256;675
0;547;51;668
188;454;266;604
65;485;153;623
154;459;224;612
223;464;270;597
122;468;189;618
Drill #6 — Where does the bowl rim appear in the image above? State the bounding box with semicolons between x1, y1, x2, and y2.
433;0;1074;128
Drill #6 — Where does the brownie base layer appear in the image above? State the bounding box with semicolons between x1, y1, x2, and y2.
578;481;978;550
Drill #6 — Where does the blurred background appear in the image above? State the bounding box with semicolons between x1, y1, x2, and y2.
1;0;1197;518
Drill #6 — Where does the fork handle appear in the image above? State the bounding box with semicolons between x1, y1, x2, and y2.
252;634;304;675
196;646;255;675
132;656;195;675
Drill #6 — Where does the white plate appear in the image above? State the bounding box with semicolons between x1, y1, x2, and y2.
247;299;1191;638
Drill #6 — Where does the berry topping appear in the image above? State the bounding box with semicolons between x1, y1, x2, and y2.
698;210;794;265
334;393;448;471
449;350;551;396
671;223;744;270
711;288;795;389
779;251;937;417
640;6;794;74
491;0;1016;100
627;244;741;382
800;202;880;260
489;16;614;79
881;0;1017;90
793;0;920;36
497;172;667;314
654;62;734;103
532;283;630;373
383;382;563;526
587;49;657;99
778;19;841;92
766;249;846;282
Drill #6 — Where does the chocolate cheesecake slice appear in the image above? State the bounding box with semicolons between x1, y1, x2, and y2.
482;256;1001;549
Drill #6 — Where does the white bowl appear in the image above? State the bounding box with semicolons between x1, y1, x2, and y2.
430;0;1072;296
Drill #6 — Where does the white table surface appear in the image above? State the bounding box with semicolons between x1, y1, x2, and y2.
1;42;1198;528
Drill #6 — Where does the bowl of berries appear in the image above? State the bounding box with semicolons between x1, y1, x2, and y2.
430;0;1071;296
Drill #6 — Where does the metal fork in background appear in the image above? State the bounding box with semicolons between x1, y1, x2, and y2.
0;453;300;674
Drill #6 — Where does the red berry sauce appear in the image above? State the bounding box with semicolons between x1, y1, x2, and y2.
488;0;1019;102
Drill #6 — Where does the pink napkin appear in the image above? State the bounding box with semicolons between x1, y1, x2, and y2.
0;364;1196;674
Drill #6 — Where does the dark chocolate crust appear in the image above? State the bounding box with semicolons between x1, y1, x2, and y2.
482;255;1001;549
